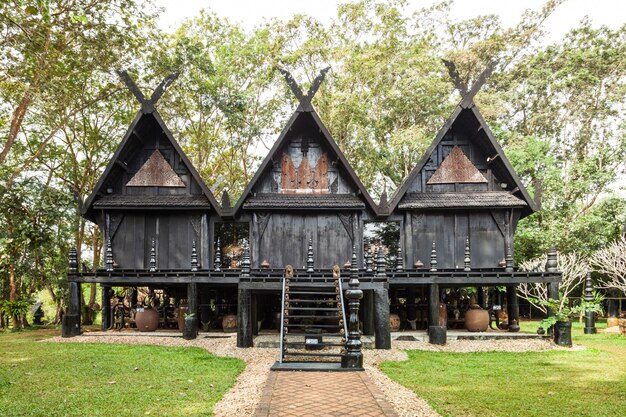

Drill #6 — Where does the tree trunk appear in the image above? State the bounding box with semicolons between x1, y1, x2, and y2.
0;91;33;165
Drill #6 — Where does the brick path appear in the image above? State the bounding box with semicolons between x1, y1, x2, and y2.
254;371;398;417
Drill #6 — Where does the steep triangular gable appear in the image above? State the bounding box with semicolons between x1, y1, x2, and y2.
83;72;220;221
126;149;186;187
388;103;537;217
232;70;377;215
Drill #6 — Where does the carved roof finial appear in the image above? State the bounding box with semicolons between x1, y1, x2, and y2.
279;67;331;112
441;59;497;108
116;69;180;114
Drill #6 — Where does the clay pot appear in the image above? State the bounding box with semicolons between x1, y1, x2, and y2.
618;319;626;336
135;308;159;332
222;314;237;332
607;317;619;328
177;306;188;330
389;313;401;331
464;308;489;332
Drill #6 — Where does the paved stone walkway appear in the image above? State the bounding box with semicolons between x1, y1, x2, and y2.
254;371;398;417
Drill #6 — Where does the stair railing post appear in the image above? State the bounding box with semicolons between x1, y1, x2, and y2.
149;238;157;272
105;239;114;272
191;239;199;272
241;242;250;277
214;237;222;272
342;246;363;369
306;238;315;273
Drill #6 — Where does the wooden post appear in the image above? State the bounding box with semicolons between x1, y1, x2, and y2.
430;241;437;272
506;286;520;332
101;285;111;330
428;283;445;344
545;247;559;335
306;238;314;273
396;247;404;272
237;287;252;347
214;238;222;272
62;248;81;337
183;283;198;339
190;239;199;271
105;239;113;271
464;237;471;271
584;272;597;334
376;247;386;277
342;246;363;369
241;243;251;277
406;287;417;328
428;242;446;344
149;238;157;272
373;286;391;349
363;290;374;336
365;246;374;274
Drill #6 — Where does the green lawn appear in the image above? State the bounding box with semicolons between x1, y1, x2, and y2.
380;321;626;417
0;329;245;417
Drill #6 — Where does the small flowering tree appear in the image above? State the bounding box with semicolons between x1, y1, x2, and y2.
590;237;626;294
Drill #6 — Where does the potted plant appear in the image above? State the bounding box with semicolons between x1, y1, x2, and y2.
183;312;198;339
532;293;604;347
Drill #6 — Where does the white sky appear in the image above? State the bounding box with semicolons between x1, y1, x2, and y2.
156;0;625;40
154;0;626;196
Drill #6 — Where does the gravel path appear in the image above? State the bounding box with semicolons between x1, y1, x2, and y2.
48;335;572;417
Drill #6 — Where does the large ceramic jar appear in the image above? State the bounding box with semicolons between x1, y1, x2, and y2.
177;306;188;330
135;308;159;332
222;314;237;332
464;308;489;332
389;313;401;331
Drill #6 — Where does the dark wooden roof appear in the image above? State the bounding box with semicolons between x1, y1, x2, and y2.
83;109;221;220
93;194;211;209
388;101;538;218
231;104;377;216
243;193;365;210
398;192;527;210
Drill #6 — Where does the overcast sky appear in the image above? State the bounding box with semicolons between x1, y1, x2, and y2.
156;0;625;42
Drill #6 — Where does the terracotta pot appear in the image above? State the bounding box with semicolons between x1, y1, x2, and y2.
464;308;489;332
222;314;237;332
607;317;619;328
178;306;188;330
135;308;159;332
618;319;626;336
389;313;401;331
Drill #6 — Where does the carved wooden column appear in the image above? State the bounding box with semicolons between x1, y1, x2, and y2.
584;272;597;334
428;241;446;344
183;283;198;340
505;243;520;332
362;290;375;336
101;286;112;330
342;247;364;369
373;246;391;349
545;247;559;335
62;248;81;337
237;287;252;347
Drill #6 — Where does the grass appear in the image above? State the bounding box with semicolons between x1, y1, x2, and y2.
380;321;626;417
0;329;245;417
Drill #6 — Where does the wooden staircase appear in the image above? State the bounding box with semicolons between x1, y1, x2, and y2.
274;265;349;370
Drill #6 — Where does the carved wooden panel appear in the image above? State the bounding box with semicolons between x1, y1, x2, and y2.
427;146;487;184
127;150;186;187
312;153;328;191
281;152;297;191
281;152;330;194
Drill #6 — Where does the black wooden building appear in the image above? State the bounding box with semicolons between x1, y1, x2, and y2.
63;68;561;350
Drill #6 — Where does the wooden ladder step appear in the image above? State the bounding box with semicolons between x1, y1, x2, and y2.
284;314;340;319
283;352;343;358
286;323;341;328
286;307;341;311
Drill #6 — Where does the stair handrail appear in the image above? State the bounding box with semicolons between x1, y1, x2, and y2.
336;269;349;337
279;272;287;364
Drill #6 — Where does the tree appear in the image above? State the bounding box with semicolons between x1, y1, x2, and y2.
518;252;589;314
590;237;626;294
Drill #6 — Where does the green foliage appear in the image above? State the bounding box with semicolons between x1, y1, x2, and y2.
0;299;30;320
531;292;605;329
